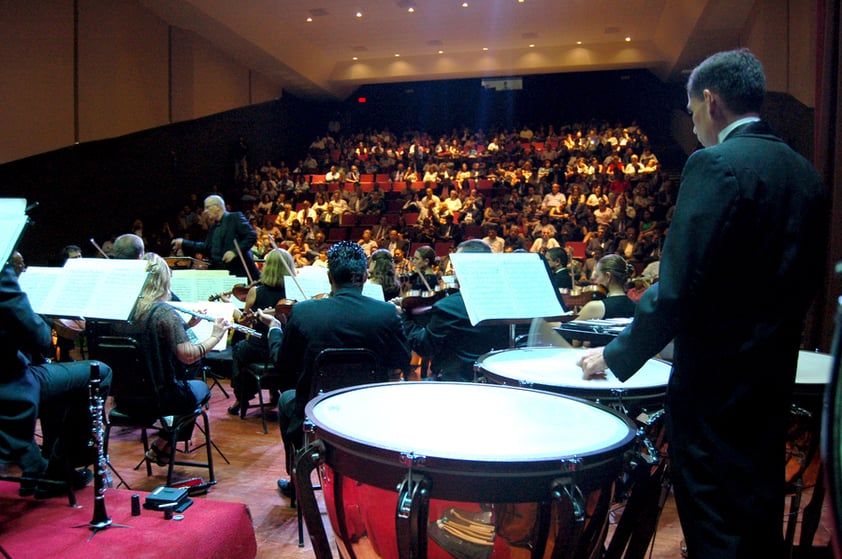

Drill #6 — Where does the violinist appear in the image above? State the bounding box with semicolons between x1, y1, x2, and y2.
574;254;636;321
545;247;573;290
227;247;296;417
402;239;509;382
368;249;401;301
405;245;440;291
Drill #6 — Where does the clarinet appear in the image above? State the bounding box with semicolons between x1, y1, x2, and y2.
87;362;112;530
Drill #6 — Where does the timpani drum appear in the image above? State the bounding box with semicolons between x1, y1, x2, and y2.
298;382;637;559
477;347;671;420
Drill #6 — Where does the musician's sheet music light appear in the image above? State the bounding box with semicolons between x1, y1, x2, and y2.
450;252;567;326
19;259;148;320
0;198;30;266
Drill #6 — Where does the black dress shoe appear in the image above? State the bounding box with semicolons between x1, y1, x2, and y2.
35;468;94;499
277;478;294;498
227;402;241;416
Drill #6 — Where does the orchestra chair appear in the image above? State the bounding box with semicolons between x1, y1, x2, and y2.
293;347;384;547
242;357;286;435
92;335;218;486
0;395;77;506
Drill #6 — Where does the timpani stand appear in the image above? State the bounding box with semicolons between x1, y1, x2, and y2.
822;294;842;559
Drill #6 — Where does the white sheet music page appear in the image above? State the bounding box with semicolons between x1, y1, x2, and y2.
20;259;148;320
170;269;247;307
167;301;237;351
450;252;565;326
0;198;29;265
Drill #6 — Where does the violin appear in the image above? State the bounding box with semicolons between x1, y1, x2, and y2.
208;281;259;302
560;284;608;309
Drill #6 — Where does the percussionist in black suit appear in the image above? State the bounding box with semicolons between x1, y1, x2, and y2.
578;49;828;559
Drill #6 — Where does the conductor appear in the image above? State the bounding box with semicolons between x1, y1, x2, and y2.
172;195;260;279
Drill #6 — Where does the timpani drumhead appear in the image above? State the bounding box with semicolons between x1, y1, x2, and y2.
478;347;670;410
306;382;636;501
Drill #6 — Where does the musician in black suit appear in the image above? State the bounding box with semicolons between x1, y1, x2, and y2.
257;241;411;497
172;194;260;279
578;49;828;559
402;239;510;382
0;263;112;497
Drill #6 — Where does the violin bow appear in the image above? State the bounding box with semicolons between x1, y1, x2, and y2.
232;239;254;285
267;234;309;300
89;238;110;259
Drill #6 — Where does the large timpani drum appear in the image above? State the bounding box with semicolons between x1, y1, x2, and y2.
477;347;671;420
298;382;637;559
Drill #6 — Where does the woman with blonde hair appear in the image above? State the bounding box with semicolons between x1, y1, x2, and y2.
228;247;296;416
575;254;636;320
119;252;228;465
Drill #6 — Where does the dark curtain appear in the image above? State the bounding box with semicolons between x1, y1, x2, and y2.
808;0;842;352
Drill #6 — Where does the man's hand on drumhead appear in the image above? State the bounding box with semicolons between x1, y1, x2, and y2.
577;348;608;380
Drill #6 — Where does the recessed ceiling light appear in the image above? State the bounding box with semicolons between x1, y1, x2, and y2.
625;36;631;42
408;7;415;12
482;47;489;51
462;2;469;7
394;53;400;57
438;50;444;54
306;17;313;22
356;11;363;18
529;44;535;48
576;41;582;45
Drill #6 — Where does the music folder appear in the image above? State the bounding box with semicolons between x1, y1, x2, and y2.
450;252;568;327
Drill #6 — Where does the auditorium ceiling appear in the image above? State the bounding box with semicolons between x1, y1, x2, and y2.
138;0;758;101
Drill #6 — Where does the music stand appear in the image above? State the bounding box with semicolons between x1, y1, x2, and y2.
450;251;570;347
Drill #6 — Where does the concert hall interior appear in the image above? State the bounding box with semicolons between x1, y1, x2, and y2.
2;1;842;559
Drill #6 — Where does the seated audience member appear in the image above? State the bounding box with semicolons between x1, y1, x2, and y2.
115;253;227;466
402;239;510;382
257;242;411;497
0;261;112;498
575;254;636;320
227;248;296;417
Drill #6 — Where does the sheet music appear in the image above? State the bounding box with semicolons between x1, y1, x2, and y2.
170;270;247;305
451;252;565;326
0;198;29;265
19;261;148;320
167;301;237;351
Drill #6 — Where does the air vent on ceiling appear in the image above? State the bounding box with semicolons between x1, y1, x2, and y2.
309;8;329;17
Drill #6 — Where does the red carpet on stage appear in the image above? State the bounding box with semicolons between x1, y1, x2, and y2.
0;481;257;558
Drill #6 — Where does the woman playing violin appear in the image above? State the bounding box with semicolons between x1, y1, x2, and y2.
228;248;296;417
405;245;440;291
575;254;636;321
368;248;402;301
